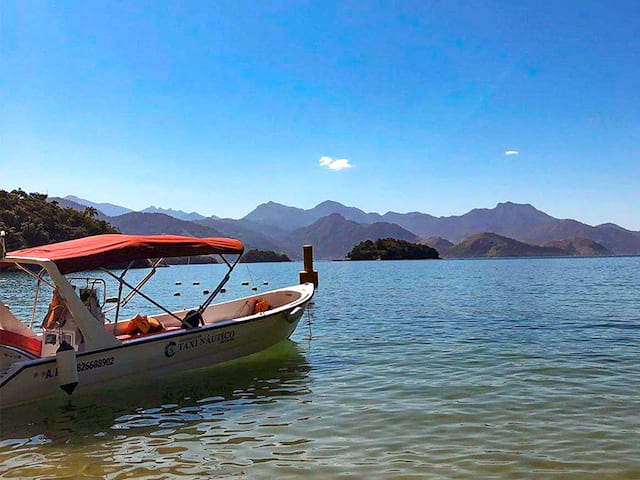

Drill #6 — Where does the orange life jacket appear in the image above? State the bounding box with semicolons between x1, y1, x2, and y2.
43;289;70;330
253;299;270;314
132;314;163;334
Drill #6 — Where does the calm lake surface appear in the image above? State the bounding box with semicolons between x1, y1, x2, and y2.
1;257;639;479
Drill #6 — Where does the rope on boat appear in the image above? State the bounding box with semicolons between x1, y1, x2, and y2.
243;262;257;290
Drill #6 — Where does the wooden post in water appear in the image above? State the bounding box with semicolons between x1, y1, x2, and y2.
299;245;319;287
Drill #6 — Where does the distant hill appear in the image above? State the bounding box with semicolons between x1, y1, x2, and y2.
65;195;132;217
0;190;117;251
524;219;640;255
56;194;640;256
141;206;208;221
49;197;109;221
382;211;439;234
382;202;557;241
388;203;640;255
288;213;418;259
242;201;310;230
447;233;565;258
541;238;613;256
381;202;639;255
310;200;383;224
447;232;613;258
109;212;224;237
242;200;640;254
242;200;382;231
64;197;211;222
420;236;454;256
195;218;286;253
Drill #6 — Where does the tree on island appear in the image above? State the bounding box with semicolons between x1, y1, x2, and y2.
241;249;291;263
347;238;440;260
83;206;99;218
0;189;118;251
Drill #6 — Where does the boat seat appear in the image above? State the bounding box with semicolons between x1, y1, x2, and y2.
116;325;182;342
105;315;164;336
0;329;42;357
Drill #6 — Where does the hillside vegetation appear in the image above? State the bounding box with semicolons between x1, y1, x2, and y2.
0;189;118;251
347;238;440;260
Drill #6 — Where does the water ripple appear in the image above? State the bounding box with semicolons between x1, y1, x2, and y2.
1;257;639;478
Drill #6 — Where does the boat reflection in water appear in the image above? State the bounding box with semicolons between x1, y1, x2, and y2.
0;340;311;448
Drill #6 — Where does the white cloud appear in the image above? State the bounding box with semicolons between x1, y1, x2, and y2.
505;150;519;156
319;156;353;171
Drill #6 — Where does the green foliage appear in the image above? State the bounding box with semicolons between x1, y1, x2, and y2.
0;189;119;251
241;249;291;263
347;238;440;260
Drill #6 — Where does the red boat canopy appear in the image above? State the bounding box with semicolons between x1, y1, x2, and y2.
1;234;244;274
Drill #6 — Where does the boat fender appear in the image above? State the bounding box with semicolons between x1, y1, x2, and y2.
56;340;78;396
182;310;203;329
253;299;270;314
286;307;304;323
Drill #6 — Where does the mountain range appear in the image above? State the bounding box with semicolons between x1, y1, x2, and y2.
52;195;640;259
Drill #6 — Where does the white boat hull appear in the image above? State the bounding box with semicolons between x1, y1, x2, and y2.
0;284;313;408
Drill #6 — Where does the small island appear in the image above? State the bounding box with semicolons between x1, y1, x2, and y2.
347;238;440;260
241;249;291;263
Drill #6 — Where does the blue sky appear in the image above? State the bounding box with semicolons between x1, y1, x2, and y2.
1;1;639;228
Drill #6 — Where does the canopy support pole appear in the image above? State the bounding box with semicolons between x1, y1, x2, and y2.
116;258;164;310
101;268;185;323
29;270;47;328
112;261;133;325
197;254;241;315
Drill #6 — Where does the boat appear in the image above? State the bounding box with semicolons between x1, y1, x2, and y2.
0;233;315;408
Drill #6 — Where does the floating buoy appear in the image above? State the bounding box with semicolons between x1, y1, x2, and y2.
56;341;78;395
203;290;210;295
174;292;181;296
263;281;269;285
241;281;249;286
221;288;226;293
175;281;182;285
251;287;258;291
193;281;200;285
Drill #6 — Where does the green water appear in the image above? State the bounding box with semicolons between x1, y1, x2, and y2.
1;257;639;478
